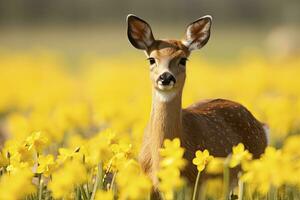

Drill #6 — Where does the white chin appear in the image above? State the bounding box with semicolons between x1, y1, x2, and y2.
155;90;177;102
158;84;173;90
155;87;176;103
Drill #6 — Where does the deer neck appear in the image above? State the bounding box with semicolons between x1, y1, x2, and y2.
149;89;183;149
142;89;183;185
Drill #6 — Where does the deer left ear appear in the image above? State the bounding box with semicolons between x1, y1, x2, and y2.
182;15;212;51
127;14;155;50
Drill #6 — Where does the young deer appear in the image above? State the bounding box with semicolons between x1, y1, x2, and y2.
126;14;268;188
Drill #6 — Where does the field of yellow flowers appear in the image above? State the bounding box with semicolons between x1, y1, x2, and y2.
0;49;299;200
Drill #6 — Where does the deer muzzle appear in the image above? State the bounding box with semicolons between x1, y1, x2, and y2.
157;72;176;90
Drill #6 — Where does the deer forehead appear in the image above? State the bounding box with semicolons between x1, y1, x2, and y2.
149;40;189;59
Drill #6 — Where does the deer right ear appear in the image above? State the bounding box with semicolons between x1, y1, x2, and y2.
182;15;212;51
127;14;155;50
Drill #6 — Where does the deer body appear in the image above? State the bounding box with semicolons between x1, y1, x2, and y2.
126;15;268;187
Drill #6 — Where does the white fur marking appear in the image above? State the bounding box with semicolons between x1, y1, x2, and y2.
181;39;190;47
155;90;177;102
263;124;270;145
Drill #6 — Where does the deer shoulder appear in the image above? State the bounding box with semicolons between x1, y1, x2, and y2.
182;99;268;158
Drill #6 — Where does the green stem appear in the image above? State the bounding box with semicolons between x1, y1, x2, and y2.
238;178;244;200
269;185;277;200
80;185;88;200
38;174;43;200
223;158;230;200
192;171;201;200
98;163;103;190
75;187;80;200
84;184;91;199
109;172;117;191
90;164;102;200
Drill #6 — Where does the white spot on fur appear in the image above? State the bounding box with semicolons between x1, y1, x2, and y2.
154;90;177;102
263;124;270;145
181;39;190;48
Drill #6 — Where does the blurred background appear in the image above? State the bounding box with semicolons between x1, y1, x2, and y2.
0;0;299;59
0;0;300;146
0;2;300;199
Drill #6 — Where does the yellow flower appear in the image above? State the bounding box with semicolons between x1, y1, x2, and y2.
158;138;186;200
85;129;116;166
0;168;35;200
206;157;225;174
159;138;186;169
106;141;133;172
193;149;213;172
17;144;35;165
1;140;34;173
157;168;183;199
6;113;30;141
0;44;300;199
281;135;300;186
56;147;83;164
0;149;10;167
160;138;183;158
48;160;87;198
37;154;56;177
6;162;29;173
25;131;48;153
283;135;300;156
116;159;152;200
2;139;35;169
95;190;114;200
229;143;252;168
241;147;292;194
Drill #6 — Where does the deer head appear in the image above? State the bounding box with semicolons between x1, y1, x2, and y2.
127;14;212;102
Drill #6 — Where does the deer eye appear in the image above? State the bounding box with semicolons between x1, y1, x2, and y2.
179;58;188;66
147;57;156;65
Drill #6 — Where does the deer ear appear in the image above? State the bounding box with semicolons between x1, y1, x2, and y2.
182;15;212;51
127;14;155;50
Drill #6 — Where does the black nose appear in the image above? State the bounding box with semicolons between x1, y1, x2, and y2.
158;72;176;86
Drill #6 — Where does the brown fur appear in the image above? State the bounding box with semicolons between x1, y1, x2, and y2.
138;40;267;187
181;99;267;183
127;15;267;189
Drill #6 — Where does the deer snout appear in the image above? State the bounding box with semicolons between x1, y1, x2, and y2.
157;72;176;90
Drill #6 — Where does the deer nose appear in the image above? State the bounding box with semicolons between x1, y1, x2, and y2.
158;72;176;86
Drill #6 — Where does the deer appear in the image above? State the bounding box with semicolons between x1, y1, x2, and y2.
126;14;268;195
